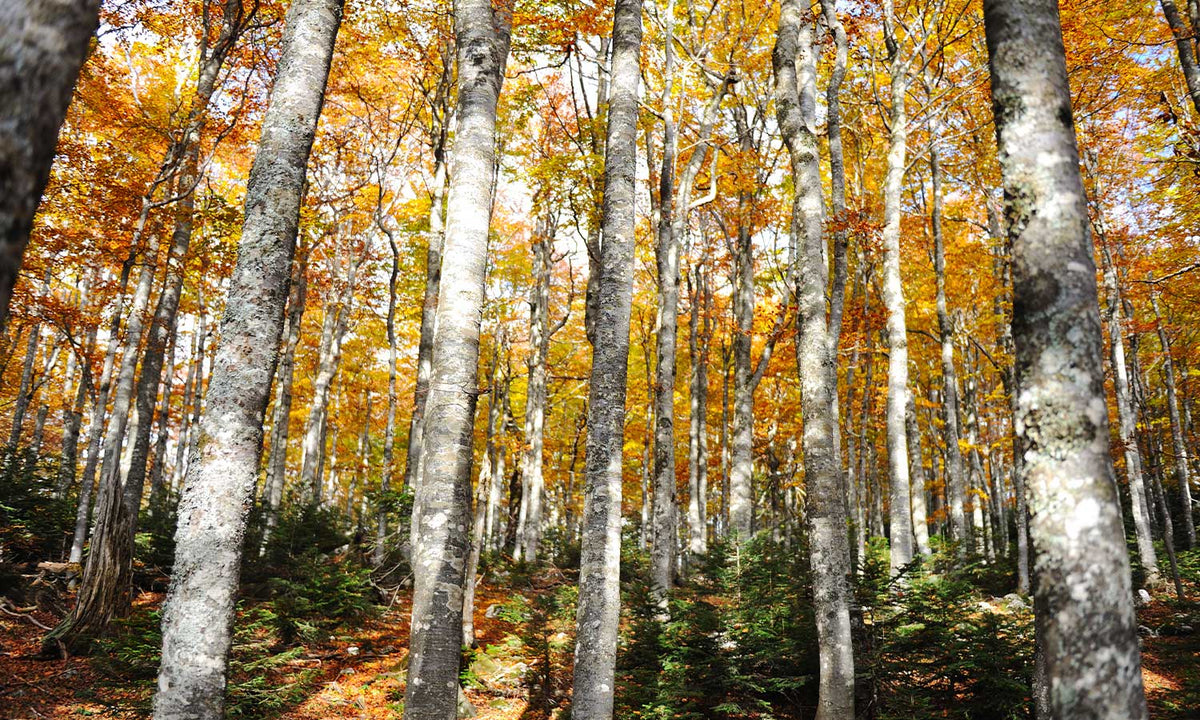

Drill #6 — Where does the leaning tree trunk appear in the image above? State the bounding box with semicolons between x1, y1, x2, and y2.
0;0;101;332
984;1;1148;717
881;0;914;572
125;0;250;529
571;1;641;717
403;2;511;718
1152;288;1196;549
774;7;855;719
150;1;342;716
1161;0;1200;117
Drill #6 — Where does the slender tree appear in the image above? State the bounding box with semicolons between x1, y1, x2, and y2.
403;0;511;716
774;5;854;718
984;0;1148;717
150;0;343;715
571;1;642;717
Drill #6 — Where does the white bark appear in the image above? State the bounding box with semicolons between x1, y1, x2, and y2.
151;1;342;715
985;1;1148;716
403;1;510;717
571;1;641;717
881;0;913;572
774;7;854;719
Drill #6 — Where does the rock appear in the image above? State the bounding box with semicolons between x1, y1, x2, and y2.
458;687;477;719
346;645;360;656
485;603;503;618
340;667;356;676
1002;593;1029;611
1138;624;1159;638
1136;589;1152;607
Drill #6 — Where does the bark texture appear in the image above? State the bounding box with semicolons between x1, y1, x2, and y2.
984;1;1148;717
0;0;101;331
774;7;855;719
403;2;510;717
881;0;914;572
151;1;342;715
571;1;641;717
1152;289;1196;549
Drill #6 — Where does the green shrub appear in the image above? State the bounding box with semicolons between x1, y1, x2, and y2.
0;447;74;565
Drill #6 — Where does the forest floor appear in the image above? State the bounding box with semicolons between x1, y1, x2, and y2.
1;565;1197;719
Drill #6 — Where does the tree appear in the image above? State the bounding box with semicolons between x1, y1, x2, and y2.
151;0;343;715
0;1;101;332
983;0;1148;717
402;0;511;717
571;1;642;717
773;4;854;718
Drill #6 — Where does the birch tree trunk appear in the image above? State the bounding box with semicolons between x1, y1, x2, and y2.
774;7;854;718
0;0;101;331
881;0;913;571
8;318;42;449
571;1;641;716
1152;288;1196;548
150;0;342;714
403;2;510;717
984;1;1148;716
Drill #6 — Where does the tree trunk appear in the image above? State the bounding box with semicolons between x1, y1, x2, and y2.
930;129;969;550
150;1;342;715
300;288;352;503
571;1;641;717
56;326;95;497
774;8;855;719
1098;239;1158;580
403;2;510;717
906;395;931;554
988;196;1031;593
1161;0;1200;116
984;1;1148;716
376;223;400;566
263;248;308;544
520;215;555;562
1152;288;1196;548
125;0;249;529
403;42;453;493
8;317;42;449
881;0;913;572
0;0;101;331
686;261;710;565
